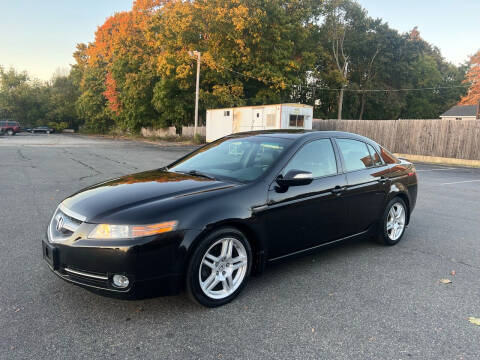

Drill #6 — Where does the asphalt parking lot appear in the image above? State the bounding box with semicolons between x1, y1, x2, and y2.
1;133;479;359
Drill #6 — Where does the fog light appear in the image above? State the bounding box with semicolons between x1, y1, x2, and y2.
112;274;129;288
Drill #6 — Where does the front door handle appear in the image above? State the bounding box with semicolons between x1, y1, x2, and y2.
331;185;345;195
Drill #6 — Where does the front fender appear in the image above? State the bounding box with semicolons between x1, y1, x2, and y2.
176;188;269;276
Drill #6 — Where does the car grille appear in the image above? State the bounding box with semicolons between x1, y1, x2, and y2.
48;205;84;243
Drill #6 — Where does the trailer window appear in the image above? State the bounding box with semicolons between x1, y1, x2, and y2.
289;115;304;127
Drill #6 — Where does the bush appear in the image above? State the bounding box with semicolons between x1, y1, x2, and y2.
47;122;69;131
193;133;206;144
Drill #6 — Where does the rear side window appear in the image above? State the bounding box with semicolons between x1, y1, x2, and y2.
336;138;374;171
380;147;399;164
0;121;6;126
367;144;383;166
283;139;337;178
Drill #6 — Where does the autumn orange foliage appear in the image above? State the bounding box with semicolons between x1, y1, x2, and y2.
103;72;121;114
459;50;480;105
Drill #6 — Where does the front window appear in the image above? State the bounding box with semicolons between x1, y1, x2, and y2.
283;139;337;178
168;136;292;183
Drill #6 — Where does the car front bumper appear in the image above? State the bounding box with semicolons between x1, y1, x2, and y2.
42;229;199;297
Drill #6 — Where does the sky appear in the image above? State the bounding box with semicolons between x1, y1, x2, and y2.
0;0;132;80
0;0;479;81
357;0;480;65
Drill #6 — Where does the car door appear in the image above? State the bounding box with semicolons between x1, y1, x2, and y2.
334;138;388;235
263;138;349;259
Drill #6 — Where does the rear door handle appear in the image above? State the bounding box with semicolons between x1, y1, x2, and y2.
331;185;345;195
379;176;388;183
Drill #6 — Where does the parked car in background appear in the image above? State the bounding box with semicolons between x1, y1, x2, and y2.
31;126;54;134
43;130;418;307
0;120;21;135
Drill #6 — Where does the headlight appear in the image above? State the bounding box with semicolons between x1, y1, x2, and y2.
88;221;178;239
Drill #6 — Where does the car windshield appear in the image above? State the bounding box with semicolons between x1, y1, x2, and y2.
168;136;293;183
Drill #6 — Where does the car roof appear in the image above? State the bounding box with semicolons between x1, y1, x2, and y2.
226;129;376;143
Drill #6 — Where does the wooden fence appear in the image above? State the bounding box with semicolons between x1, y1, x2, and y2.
312;119;480;160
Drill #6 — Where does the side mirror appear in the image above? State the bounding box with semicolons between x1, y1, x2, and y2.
276;169;313;188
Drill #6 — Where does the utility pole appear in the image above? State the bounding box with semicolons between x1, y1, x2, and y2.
190;50;201;137
337;61;348;120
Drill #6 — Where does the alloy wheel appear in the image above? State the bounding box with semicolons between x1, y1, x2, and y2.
198;237;248;300
386;202;406;241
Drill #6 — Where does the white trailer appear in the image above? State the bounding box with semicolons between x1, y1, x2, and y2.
206;103;313;142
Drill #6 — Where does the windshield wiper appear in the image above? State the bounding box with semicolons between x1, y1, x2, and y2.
177;170;216;180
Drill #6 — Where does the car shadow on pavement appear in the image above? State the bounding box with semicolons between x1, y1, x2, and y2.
51;234;406;322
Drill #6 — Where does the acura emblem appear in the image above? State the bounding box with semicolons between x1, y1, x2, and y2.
56;216;65;231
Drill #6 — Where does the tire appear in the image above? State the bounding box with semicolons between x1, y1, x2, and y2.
46;131;51;134
376;197;408;245
186;227;252;307
6;129;14;136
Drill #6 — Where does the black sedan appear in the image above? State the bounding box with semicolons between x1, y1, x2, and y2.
42;130;417;307
32;126;54;134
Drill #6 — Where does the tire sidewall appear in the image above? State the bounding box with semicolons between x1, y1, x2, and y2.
186;227;252;307
380;197;407;245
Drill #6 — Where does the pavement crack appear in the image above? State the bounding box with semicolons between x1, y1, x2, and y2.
68;157;102;180
17;149;30;161
88;151;138;170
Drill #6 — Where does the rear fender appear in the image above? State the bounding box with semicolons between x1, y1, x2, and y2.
386;181;411;225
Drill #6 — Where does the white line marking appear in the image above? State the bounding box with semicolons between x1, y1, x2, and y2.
439;179;480;186
416;167;459;172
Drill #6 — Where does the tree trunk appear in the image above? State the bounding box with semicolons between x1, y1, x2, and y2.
359;91;366;120
337;88;344;120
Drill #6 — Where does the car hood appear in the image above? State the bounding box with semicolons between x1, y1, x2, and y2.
61;169;236;223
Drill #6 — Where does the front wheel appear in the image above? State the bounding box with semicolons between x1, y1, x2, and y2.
6;129;14;136
376;197;408;245
186;227;252;307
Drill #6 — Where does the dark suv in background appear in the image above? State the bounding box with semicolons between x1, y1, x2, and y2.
0;120;21;135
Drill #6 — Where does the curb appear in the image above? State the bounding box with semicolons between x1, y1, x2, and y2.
394;153;480;168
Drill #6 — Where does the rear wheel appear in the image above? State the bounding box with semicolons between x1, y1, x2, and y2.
376;197;407;245
6;129;14;136
186;227;252;307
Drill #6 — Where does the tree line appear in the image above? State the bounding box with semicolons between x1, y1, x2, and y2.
1;0;478;133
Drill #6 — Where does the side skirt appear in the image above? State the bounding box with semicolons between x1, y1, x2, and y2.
267;229;371;263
